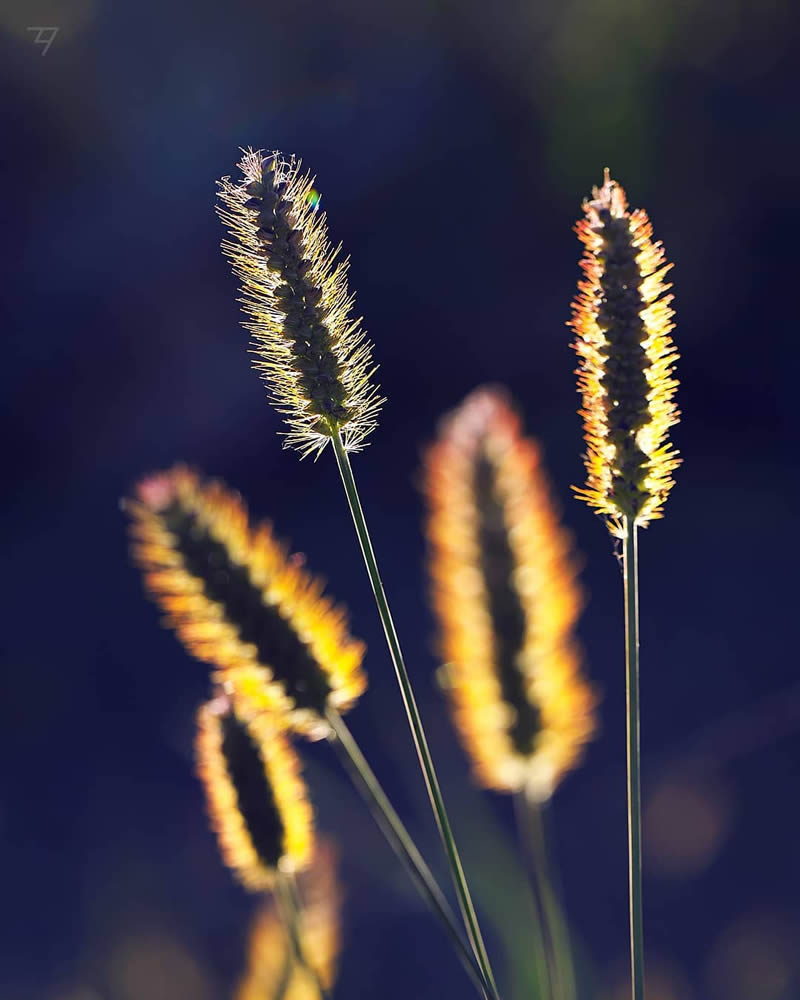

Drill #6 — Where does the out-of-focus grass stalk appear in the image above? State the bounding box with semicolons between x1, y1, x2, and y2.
513;791;555;1000
623;517;643;1000
325;706;491;997
270;944;293;1000
330;429;500;1000
514;790;577;1000
274;873;331;1000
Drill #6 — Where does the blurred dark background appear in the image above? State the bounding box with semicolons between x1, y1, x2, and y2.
2;0;799;997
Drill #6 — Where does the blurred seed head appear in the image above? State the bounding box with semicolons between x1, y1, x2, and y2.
195;694;314;890
424;386;596;799
125;465;366;737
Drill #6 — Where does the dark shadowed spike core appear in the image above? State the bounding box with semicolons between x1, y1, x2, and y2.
245;162;352;427
220;712;285;869
473;452;541;755
162;501;332;714
596;211;651;518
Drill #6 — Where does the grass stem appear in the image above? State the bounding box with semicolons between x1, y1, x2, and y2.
623;516;644;1000
515;790;577;1000
326;707;490;997
274;872;331;1000
330;430;499;1000
512;790;555;1000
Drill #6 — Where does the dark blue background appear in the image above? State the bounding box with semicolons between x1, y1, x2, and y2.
2;1;799;997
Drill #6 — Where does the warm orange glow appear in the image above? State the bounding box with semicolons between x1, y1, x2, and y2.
126;465;366;737
425;387;596;798
236;841;341;999
570;170;680;535
195;695;314;890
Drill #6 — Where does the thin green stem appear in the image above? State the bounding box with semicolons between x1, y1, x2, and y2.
326;707;490;998
512;791;555;1000
274;873;331;1000
623;516;644;1000
518;791;577;1000
330;430;499;1000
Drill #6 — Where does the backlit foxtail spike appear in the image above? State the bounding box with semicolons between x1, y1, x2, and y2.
424;387;596;800
125;465;366;737
236;841;341;1000
195;694;314;891
217;149;384;458
569;170;681;535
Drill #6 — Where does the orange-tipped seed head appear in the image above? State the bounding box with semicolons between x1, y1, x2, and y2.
195;694;314;890
425;387;596;799
125;466;366;737
570;170;680;535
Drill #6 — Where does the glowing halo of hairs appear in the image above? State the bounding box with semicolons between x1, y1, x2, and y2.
424;387;596;801
125;465;366;738
569;170;680;536
216;149;384;458
195;693;314;890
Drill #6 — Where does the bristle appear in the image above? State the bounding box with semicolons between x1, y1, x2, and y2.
424;388;596;799
569;170;680;535
126;465;366;737
217;149;384;458
195;695;314;890
235;841;341;1000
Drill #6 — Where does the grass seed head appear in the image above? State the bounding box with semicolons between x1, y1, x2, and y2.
126;465;366;737
195;693;314;890
424;387;596;799
217;149;383;458
570;170;680;535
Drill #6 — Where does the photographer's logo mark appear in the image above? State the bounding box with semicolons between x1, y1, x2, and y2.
27;26;59;55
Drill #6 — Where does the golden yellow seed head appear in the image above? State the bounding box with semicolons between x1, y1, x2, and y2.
125;465;367;737
217;149;384;458
424;387;596;799
195;694;314;890
569;170;681;536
